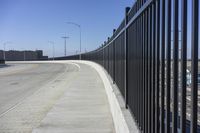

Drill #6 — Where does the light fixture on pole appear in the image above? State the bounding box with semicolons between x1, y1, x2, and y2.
66;22;82;60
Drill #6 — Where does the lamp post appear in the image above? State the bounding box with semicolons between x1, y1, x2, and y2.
48;41;55;60
66;22;82;60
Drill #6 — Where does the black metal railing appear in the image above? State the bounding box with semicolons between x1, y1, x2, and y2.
54;0;199;132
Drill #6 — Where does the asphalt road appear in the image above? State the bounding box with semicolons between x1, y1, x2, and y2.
0;63;66;116
0;62;115;133
0;62;77;132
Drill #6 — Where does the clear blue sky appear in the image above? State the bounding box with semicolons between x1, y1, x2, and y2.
0;0;134;57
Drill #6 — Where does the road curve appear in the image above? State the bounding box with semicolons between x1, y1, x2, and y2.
0;61;115;133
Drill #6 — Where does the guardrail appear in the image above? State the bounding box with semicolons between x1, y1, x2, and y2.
54;0;199;133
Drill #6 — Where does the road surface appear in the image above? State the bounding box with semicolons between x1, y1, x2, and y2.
0;63;65;115
0;62;115;133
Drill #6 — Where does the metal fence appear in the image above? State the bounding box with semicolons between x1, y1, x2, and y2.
55;0;199;132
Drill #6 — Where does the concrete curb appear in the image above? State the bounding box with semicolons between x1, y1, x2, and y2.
73;61;140;133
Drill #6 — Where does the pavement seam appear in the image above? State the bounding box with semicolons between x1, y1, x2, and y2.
0;64;69;118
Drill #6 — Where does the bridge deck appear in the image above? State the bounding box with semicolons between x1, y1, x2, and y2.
0;62;115;133
33;63;115;133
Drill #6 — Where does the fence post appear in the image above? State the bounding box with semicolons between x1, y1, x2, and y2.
190;0;199;132
125;7;130;109
113;29;116;84
104;41;106;69
107;37;110;74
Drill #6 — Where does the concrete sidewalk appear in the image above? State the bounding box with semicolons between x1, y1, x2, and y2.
33;63;115;133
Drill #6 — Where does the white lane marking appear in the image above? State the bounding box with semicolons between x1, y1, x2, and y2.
0;64;69;118
0;62;81;117
67;62;81;70
0;101;23;118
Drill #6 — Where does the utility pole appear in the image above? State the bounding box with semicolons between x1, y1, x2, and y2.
61;35;69;56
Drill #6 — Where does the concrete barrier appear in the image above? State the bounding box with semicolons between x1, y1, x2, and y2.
75;61;140;133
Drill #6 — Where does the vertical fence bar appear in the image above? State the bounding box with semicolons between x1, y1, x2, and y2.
142;10;145;133
155;0;160;132
190;0;199;132
133;18;136;122
135;19;137;122
141;1;145;132
141;5;144;131
166;0;171;132
180;0;187;132
139;15;142;129
108;44;110;72
151;2;156;133
144;9;146;132
138;0;140;127
103;44;104;68
160;0;165;132
125;7;130;109
140;3;144;131
138;7;141;129
139;4;142;128
113;29;116;84
148;6;152;133
137;15;140;129
172;0;179;132
145;10;149;133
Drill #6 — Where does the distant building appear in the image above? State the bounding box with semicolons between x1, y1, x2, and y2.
0;50;48;61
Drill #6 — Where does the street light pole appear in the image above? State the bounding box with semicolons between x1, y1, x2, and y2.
61;36;69;56
66;22;82;60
